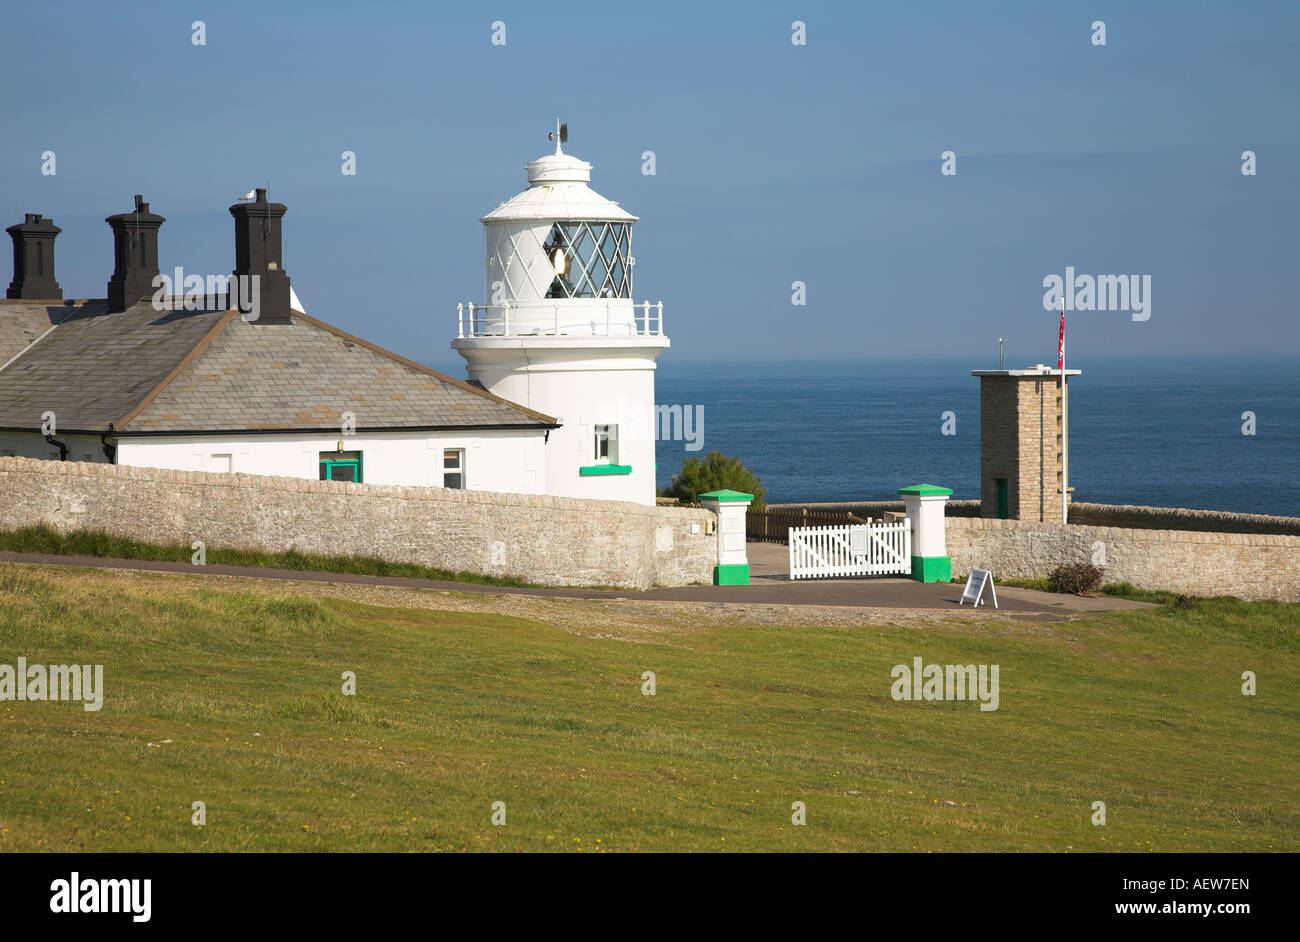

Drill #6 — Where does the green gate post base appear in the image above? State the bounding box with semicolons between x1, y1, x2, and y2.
910;555;952;583
714;563;750;586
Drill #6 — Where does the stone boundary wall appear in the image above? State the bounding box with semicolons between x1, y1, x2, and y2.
1066;502;1300;536
947;517;1300;602
0;457;715;590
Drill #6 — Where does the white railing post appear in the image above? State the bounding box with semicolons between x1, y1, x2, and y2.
457;303;464;339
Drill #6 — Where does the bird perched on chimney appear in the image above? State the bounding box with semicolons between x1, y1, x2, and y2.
237;190;256;201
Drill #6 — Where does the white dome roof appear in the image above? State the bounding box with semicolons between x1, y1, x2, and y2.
480;146;637;224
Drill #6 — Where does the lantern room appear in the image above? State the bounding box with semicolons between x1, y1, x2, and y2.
470;133;646;336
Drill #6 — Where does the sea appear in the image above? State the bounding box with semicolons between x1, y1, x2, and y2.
653;358;1300;518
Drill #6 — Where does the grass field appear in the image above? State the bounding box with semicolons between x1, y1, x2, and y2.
1;562;1296;851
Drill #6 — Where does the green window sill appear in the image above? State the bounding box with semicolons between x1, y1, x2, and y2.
580;464;632;476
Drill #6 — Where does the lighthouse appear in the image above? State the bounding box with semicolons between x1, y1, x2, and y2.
453;125;669;506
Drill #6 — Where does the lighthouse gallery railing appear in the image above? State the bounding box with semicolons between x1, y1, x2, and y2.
456;300;664;339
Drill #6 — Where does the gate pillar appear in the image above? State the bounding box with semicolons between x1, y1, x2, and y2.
699;489;753;585
897;484;953;583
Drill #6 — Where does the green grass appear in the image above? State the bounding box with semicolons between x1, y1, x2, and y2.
983;575;1214;607
1;563;1296;852
0;523;532;588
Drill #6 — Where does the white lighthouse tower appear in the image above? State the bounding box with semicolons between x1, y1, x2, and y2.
453;125;669;506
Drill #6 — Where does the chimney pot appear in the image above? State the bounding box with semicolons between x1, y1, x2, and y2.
228;189;291;323
6;212;62;299
106;194;165;312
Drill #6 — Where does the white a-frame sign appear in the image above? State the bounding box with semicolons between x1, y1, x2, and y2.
960;568;998;608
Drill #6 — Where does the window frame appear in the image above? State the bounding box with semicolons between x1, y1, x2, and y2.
593;424;619;465
320;450;364;483
442;447;466;489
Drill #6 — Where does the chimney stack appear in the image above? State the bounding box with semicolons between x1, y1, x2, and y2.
228;187;292;323
6;213;62;299
106;194;165;312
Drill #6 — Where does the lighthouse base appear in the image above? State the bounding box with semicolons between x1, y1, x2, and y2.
453;334;669;506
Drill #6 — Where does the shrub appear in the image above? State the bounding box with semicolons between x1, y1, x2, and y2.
1046;562;1103;595
661;450;767;511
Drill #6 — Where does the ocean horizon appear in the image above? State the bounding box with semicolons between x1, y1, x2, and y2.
653;356;1300;518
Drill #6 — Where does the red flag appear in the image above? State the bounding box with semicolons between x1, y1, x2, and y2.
1057;305;1065;369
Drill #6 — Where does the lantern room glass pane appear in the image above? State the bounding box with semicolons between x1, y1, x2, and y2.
540;222;632;299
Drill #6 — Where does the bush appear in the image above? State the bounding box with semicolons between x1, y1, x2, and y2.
1046;562;1103;595
661;450;767;511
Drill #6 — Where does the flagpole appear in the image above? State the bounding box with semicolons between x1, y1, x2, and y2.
1061;297;1068;525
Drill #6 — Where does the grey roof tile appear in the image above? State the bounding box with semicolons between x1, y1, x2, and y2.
0;300;556;435
0;300;224;431
0;300;95;366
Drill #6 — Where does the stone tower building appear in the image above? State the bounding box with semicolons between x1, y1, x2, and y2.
972;364;1081;523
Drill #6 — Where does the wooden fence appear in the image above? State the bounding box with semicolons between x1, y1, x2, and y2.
747;507;890;544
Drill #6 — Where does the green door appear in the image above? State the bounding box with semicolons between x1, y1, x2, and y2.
996;478;1008;519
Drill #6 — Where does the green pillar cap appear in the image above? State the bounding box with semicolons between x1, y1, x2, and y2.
897;483;953;497
698;489;754;502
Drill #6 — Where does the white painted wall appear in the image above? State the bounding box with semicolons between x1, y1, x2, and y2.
902;494;949;557
111;428;548;494
453;337;668;506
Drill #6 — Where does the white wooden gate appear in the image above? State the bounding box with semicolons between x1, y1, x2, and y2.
788;520;912;579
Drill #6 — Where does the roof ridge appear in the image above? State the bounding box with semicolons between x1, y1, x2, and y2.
113;308;241;430
289;310;559;425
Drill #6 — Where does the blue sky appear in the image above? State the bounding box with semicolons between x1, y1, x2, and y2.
2;0;1297;372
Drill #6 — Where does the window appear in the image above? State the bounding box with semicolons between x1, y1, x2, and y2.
320;450;363;482
593;424;618;464
581;425;631;476
209;454;232;473
443;448;465;489
541;222;632;299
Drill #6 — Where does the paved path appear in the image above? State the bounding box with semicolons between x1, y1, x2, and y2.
0;547;1156;614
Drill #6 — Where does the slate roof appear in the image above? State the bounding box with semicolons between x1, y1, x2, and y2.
0;299;557;435
0;300;100;367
